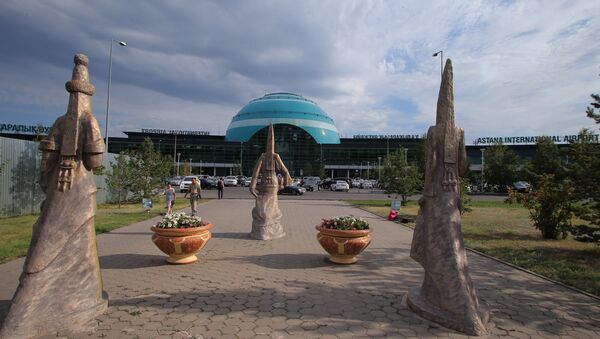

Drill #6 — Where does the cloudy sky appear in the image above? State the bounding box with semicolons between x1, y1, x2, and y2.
0;0;598;144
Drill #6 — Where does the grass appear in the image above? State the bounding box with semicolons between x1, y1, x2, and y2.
0;197;207;264
349;199;600;297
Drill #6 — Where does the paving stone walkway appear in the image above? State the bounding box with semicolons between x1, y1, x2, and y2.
0;199;599;338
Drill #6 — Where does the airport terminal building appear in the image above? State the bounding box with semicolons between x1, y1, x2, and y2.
2;92;590;178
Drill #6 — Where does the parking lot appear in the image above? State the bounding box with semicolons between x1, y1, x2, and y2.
192;186;506;201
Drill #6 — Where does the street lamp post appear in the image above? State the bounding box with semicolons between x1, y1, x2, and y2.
189;158;192;175
177;153;181;176
378;156;382;183
432;50;443;79
104;39;127;153
480;148;485;191
367;161;370;179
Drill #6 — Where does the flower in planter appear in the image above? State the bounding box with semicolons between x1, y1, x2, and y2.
155;212;208;228
319;216;370;230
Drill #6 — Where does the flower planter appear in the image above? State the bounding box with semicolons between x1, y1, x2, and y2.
315;226;372;264
151;223;213;264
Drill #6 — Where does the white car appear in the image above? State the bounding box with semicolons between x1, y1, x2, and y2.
361;181;373;189
244;177;252;187
331;180;350;192
179;176;199;192
224;176;238;186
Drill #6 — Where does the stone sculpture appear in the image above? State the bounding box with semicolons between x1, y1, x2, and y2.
0;54;107;338
406;59;490;336
249;124;292;240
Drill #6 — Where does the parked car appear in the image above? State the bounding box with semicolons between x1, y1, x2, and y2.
168;176;183;186
331;180;350;192
244;177;252;186
513;181;531;193
301;177;320;191
360;180;373;189
278;185;306;195
179;176;199;192
200;178;217;190
224;176;238;186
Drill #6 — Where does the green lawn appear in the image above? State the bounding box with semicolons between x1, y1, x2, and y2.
349;199;600;297
0;198;206;264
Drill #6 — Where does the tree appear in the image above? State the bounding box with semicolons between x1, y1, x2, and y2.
127;138;172;200
105;152;133;208
483;142;519;191
179;160;190;176
568;129;600;227
380;148;422;202
303;162;314;177
586;93;600;124
526;136;564;183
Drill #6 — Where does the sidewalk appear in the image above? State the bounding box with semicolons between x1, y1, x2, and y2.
1;199;599;338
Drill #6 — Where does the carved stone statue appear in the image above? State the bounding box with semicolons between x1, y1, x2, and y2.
249;124;292;240
0;54;107;338
407;59;490;336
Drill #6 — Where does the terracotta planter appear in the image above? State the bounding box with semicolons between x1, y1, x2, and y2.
315;226;372;264
151;223;213;264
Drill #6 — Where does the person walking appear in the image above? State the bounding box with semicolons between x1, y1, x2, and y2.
164;183;176;214
184;177;202;216
217;177;224;199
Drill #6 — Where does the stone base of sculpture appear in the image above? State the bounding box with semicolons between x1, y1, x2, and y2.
250;185;285;240
0;198;108;337
407;286;489;336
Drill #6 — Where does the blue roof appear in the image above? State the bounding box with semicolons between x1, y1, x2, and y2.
225;92;340;144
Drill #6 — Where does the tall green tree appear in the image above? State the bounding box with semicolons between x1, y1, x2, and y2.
380;148;422;202
586;93;600;124
105;152;133;208
483;142;519;191
181;161;191;176
128;138;172;199
568;129;600;228
526;136;564;183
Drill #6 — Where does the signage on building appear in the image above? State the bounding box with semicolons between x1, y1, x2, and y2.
141;128;210;136
472;134;599;145
0;123;51;134
353;134;421;139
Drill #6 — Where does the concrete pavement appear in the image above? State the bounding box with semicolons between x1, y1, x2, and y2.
0;199;598;338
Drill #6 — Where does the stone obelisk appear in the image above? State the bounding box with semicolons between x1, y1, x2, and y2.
406;59;490;336
248;124;292;240
0;54;107;338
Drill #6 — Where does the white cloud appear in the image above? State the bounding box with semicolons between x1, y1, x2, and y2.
0;0;598;142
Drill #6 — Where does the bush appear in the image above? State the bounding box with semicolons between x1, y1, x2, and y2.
506;174;574;239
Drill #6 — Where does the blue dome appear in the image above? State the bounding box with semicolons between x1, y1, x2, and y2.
225;92;340;144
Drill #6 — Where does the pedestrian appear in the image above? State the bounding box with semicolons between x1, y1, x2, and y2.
217;177;224;199
184;177;202;216
164;183;176;215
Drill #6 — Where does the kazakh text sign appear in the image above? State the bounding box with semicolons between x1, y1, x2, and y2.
141;129;210;136
0;123;51;134
353;134;421;139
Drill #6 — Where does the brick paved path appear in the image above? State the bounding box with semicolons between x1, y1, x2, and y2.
0;199;598;338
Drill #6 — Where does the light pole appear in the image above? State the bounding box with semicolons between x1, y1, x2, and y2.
104;39;127;153
432;50;443;79
378;156;382;183
173;134;178;174
240;141;243;176
158;139;162;153
367;161;370;179
177;153;181;176
189;158;192;175
480;148;485;191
